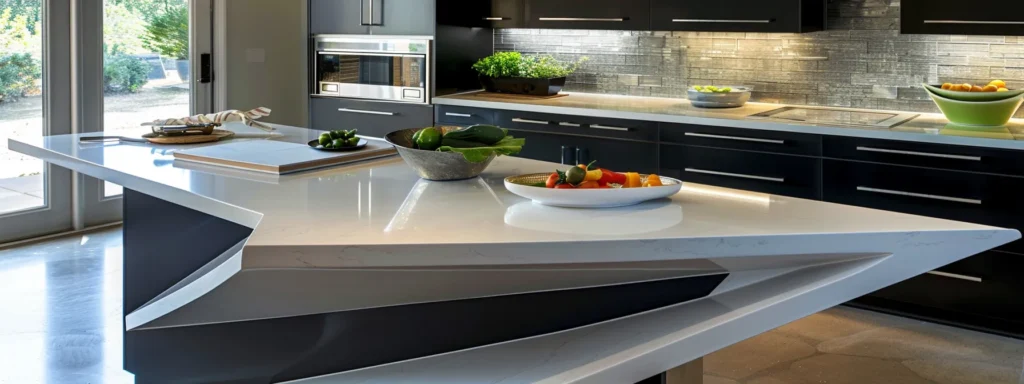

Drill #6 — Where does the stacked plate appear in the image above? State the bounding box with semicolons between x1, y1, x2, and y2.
922;83;1024;126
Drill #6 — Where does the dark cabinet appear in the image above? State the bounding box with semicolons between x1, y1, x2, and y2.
662;144;822;199
495;110;658;142
509;129;659;174
435;105;496;126
310;0;434;35
524;0;651;30
822;159;1024;255
651;0;825;33
438;0;525;28
823;136;1024;176
661;123;821;156
901;0;1024;36
311;97;433;138
310;0;369;35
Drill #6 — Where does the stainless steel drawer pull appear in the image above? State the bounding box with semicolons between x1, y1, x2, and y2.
484;17;509;21
685;168;785;183
558;122;581;127
590;124;631;132
512;118;550;125
856;146;981;161
927;270;983;283
685;132;785;144
856;186;982;205
924;20;1024;25
538;17;626;22
338;108;396;116
445;112;473;118
672;19;772;23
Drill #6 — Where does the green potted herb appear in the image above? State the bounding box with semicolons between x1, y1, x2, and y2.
471;52;587;96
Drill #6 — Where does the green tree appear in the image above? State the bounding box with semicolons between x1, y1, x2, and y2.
141;4;187;59
104;2;148;54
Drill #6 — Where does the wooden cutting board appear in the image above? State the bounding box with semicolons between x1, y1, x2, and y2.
143;129;235;144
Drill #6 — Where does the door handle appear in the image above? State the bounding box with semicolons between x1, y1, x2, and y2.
538;17;627;22
590;124;630;132
672;19;773;23
370;0;383;25
338;108;396;116
561;146;575;165
445;112;473;118
484;17;510;21
923;20;1024;25
685;132;784;144
856;186;982;205
558;122;581;127
512;118;550;125
855;146;981;161
199;53;212;83
926;270;983;282
360;0;370;25
685;168;785;183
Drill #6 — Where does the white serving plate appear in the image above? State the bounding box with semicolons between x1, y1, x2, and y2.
503;173;684;208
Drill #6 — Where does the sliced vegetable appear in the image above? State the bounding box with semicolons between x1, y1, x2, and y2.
584;169;603;182
437;136;526;163
624;172;642;188
577;180;601;189
599;169;627;185
643;174;664;187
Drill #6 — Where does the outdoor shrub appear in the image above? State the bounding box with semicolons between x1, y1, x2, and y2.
142;4;187;59
0;52;40;102
104;53;150;93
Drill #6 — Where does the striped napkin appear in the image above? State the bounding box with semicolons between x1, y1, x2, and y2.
142;107;274;131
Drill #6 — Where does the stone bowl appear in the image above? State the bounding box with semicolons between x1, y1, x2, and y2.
385;128;497;181
687;86;752;108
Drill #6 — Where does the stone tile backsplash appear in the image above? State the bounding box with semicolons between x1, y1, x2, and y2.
494;0;1024;117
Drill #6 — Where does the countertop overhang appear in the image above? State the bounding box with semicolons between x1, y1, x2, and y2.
434;91;1024;150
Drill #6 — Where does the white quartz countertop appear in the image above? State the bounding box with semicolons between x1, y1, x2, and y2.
8;123;1007;259
434;91;1024;150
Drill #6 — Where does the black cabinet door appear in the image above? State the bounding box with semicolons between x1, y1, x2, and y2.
823;136;1024;177
524;0;650;30
902;0;1024;36
310;0;369;35
485;0;526;28
662;144;821;199
494;109;659;142
508;129;659;174
437;0;524;28
661;123;821;156
651;0;824;33
435;105;496;126
372;0;436;35
310;98;434;138
822;160;1024;254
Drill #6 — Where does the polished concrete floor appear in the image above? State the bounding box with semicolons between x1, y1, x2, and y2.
1;227;1022;384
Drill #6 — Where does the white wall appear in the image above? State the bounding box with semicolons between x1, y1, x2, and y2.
215;0;308;127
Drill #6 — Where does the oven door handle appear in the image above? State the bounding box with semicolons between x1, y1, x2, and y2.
320;51;425;59
338;108;397;116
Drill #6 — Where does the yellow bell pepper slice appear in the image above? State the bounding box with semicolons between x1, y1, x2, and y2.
624;172;642;188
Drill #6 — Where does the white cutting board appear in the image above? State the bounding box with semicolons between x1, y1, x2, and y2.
172;139;395;174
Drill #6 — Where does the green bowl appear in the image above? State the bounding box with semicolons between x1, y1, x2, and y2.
923;83;1024;102
925;88;1024;126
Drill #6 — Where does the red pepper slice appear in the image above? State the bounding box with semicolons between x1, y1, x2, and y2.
599;168;628;185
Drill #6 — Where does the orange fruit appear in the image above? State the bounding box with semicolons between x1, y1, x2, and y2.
962;83;973;91
982;85;999;92
989;80;1007;88
998;87;1010;92
941;83;953;90
971;85;984;92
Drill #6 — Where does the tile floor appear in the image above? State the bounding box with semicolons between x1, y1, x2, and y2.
0;227;1022;384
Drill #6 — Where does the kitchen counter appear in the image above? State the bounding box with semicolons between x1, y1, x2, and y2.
9;124;1019;383
434;91;1024;150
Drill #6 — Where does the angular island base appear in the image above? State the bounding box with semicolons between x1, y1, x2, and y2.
10;126;1019;383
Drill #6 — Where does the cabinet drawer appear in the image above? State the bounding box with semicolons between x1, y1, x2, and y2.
435;105;495;126
495;110;658;142
867;253;1024;328
823;136;1024;176
822;160;1024;254
662;145;821;199
936;250;1024;287
310;98;433;138
509;129;659;174
650;0;824;33
901;0;1024;36
524;0;651;30
661;123;821;156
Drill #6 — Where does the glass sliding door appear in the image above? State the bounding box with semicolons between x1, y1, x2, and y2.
0;0;73;243
76;0;212;227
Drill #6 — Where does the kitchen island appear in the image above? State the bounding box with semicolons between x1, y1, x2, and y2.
9;124;1020;383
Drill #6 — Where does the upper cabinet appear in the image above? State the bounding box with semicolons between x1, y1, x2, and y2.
524;0;651;30
310;0;435;35
901;0;1024;36
437;0;525;28
651;0;825;33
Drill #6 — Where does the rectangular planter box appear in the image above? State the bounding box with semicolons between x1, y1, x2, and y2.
480;76;566;96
